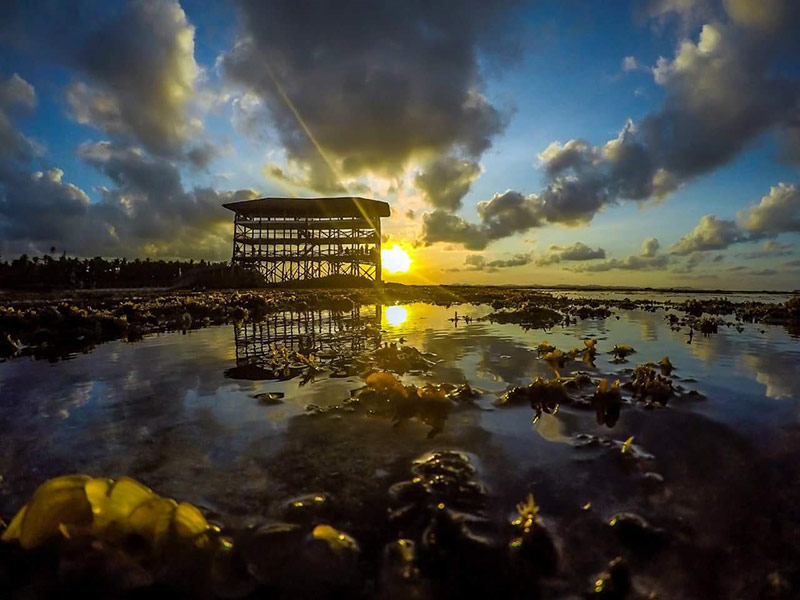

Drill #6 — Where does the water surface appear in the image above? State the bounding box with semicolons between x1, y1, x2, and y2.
1;299;798;597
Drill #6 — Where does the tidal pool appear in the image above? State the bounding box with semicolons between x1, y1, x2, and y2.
1;298;799;598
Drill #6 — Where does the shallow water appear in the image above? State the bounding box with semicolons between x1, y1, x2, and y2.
1;300;799;597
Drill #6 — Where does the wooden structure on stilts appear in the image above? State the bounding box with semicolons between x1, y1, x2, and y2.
223;197;390;284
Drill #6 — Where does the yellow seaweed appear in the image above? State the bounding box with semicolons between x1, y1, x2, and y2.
92;476;157;532
2;474;216;559
621;436;635;454
172;502;211;549
1;504;27;542
366;371;404;394
17;475;93;549
312;524;359;554
126;496;178;551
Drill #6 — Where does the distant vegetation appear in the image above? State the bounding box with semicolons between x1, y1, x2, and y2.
0;252;227;290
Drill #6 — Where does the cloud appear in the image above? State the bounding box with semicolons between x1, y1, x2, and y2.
222;0;520;192
536;241;606;265
670;215;744;254
740;240;795;259
750;268;778;276
420;210;488;250
0;73;35;112
622;56;645;72
1;1;208;162
420;189;547;250
1;138;256;259
63;0;201;159
0;73;39;164
570;237;669;272
414;156;482;211
737;183;800;236
457;252;533;272
425;4;799;250
0;168;96;252
641;237;660;257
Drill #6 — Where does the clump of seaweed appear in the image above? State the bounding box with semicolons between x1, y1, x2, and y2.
542;348;567;376
610;344;636;362
536;340;557;355
659;355;674;375
484;303;563;330
591;379;622;427
497;377;569;422
695;316;719;336
358;341;438;374
629;364;674;405
1;475;228;595
318;371;478;437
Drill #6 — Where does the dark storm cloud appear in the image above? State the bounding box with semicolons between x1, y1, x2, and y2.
536;242;606;265
1;0;203;162
423;1;800;249
420;210;488;250
222;0;520;191
414;157;482;211
0;74;38;164
0;3;251;258
65;0;201;159
75;141;257;258
420;190;544;250
1;138;256;259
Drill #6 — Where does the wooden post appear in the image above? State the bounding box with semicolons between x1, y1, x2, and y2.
375;217;382;285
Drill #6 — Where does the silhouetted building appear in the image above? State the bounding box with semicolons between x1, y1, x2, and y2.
223;197;390;284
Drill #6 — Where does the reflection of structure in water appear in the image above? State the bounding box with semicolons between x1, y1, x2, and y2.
231;305;381;378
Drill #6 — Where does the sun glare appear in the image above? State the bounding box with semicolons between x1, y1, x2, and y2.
381;244;413;274
385;305;408;327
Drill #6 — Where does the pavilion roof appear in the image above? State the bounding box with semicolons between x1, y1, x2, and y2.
223;196;390;218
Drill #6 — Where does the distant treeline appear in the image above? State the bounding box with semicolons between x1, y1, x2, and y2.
0;253;227;290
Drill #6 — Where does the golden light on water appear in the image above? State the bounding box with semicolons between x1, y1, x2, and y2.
385;305;408;327
381;244;412;274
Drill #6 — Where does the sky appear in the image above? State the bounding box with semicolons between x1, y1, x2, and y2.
0;0;799;290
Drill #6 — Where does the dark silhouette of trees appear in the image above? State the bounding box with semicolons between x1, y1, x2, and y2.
0;252;226;290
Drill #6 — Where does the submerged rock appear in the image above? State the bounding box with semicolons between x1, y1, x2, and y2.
508;492;559;577
589;556;631;599
378;538;430;600
388;450;493;567
252;391;285;405
240;521;361;593
607;512;669;552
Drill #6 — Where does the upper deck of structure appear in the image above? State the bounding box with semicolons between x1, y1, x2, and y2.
222;197;391;219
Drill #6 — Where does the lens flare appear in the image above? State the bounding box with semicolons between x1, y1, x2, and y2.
381;245;412;274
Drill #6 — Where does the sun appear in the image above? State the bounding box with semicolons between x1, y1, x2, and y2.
381;244;413;274
384;305;408;327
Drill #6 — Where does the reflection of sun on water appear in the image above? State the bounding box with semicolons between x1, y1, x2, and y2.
381;245;412;274
385;305;408;327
